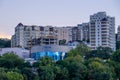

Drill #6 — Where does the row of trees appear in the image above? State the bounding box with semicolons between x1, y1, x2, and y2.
0;45;120;80
0;39;11;48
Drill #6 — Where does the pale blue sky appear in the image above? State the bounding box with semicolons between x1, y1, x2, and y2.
0;0;120;38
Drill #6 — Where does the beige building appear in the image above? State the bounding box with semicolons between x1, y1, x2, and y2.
11;23;58;49
56;27;72;44
11;23;73;49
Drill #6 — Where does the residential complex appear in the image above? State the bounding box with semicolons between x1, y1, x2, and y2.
11;12;116;51
11;23;59;49
89;12;116;51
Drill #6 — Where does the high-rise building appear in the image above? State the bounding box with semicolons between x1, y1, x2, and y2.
71;27;82;41
56;27;72;44
11;12;116;51
77;23;90;42
11;34;16;47
117;25;120;41
11;23;58;49
89;12;116;51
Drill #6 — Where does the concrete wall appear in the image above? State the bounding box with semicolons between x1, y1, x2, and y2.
0;48;29;59
31;45;72;53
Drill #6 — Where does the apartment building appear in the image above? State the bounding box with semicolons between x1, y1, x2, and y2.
71;27;82;41
11;12;116;51
77;23;90;42
56;27;72;44
11;23;58;49
117;25;120;41
89;12;116;51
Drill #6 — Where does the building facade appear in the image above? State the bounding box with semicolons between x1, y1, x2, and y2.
11;23;58;49
71;27;82;41
31;45;72;61
89;12;116;51
117;25;120;41
77;23;90;42
56;27;72;44
0;48;29;59
11;12;116;51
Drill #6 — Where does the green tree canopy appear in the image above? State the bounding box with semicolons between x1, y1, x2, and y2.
21;68;36;80
54;66;69;80
0;52;24;69
85;47;113;60
70;44;90;57
0;39;11;48
38;56;55;66
116;41;120;50
87;60;114;80
38;66;55;80
0;68;7;80
111;49;120;62
6;71;24;80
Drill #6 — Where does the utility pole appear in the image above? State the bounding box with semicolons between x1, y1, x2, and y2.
29;36;32;58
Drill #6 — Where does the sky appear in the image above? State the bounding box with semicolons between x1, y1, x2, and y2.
0;0;120;39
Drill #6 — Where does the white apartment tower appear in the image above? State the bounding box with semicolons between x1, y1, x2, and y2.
90;12;116;51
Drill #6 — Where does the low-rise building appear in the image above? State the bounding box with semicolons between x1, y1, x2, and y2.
31;45;72;61
0;48;29;59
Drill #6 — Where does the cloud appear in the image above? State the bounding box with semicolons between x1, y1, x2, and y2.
0;33;11;39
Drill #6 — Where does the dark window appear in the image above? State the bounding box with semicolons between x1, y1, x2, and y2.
49;27;53;31
32;26;35;30
40;27;44;31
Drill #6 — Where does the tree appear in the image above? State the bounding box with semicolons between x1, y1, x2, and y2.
67;62;87;80
38;66;55;80
22;61;31;68
75;44;90;57
85;47;113;60
97;47;113;59
38;56;54;66
64;55;87;80
111;49;120;62
32;62;40;68
0;68;8;80
67;44;90;58
54;66;69;80
85;50;98;59
86;60;114;80
116;41;120;50
0;52;24;69
110;49;120;79
68;49;78;57
65;55;84;64
105;60;118;80
113;62;120;79
21;68;36;80
36;56;55;80
6;71;24;80
0;39;11;48
59;39;66;45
